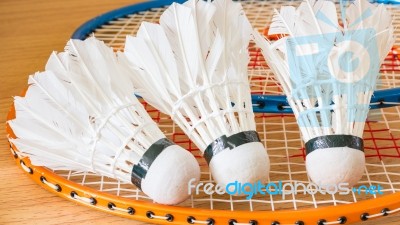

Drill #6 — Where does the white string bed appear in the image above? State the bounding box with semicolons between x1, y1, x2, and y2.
48;0;400;211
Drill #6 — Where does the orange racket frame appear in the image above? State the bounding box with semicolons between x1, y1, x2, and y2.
6;87;400;225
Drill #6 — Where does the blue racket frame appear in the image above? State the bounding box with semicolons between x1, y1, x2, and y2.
72;0;400;113
72;0;186;40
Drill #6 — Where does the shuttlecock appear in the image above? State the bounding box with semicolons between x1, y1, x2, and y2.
120;0;270;187
7;37;201;205
253;0;394;187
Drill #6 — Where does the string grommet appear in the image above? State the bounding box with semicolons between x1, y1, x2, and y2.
166;214;174;222
295;221;305;225
338;216;347;224
228;219;237;225
70;191;77;198
187;216;195;224
54;184;62;192
207;218;215;225
89;197;97;205
382;208;390;216
277;103;284;111
271;221;280;225
10;144;18;159
249;220;258;225
317;219;327;225
360;213;369;221
127;207;135;215
146;211;154;219
107;202;116;210
256;101;265;109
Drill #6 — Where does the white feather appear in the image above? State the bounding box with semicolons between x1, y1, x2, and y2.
183;0;216;59
270;0;339;38
125;23;183;106
268;6;296;35
137;22;181;96
160;2;201;86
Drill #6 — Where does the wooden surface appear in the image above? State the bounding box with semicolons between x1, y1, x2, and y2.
0;0;399;224
0;1;148;224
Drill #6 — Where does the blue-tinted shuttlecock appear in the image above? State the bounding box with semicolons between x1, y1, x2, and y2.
253;0;394;187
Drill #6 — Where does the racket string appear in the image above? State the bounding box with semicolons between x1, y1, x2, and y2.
40;176;61;192
190;219;209;224
187;216;215;225
10;145;19;159
321;220;342;225
364;207;400;220
70;191;97;205
149;214;168;220
388;207;400;214
146;211;174;222
231;221;255;225
107;202;135;214
19;160;32;174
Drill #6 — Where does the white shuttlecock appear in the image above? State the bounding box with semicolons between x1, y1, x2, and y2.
7;37;200;205
253;0;394;187
120;0;270;187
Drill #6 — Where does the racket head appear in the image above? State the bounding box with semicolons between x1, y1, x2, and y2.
7;0;400;224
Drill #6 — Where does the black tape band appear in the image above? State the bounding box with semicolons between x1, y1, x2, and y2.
131;138;174;189
203;131;261;165
305;135;364;155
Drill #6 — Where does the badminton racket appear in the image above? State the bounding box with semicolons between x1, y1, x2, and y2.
7;0;400;224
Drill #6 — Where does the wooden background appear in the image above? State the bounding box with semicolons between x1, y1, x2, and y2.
0;0;399;224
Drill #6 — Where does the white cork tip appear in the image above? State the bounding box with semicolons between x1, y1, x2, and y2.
306;147;365;188
141;145;200;205
209;142;270;187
